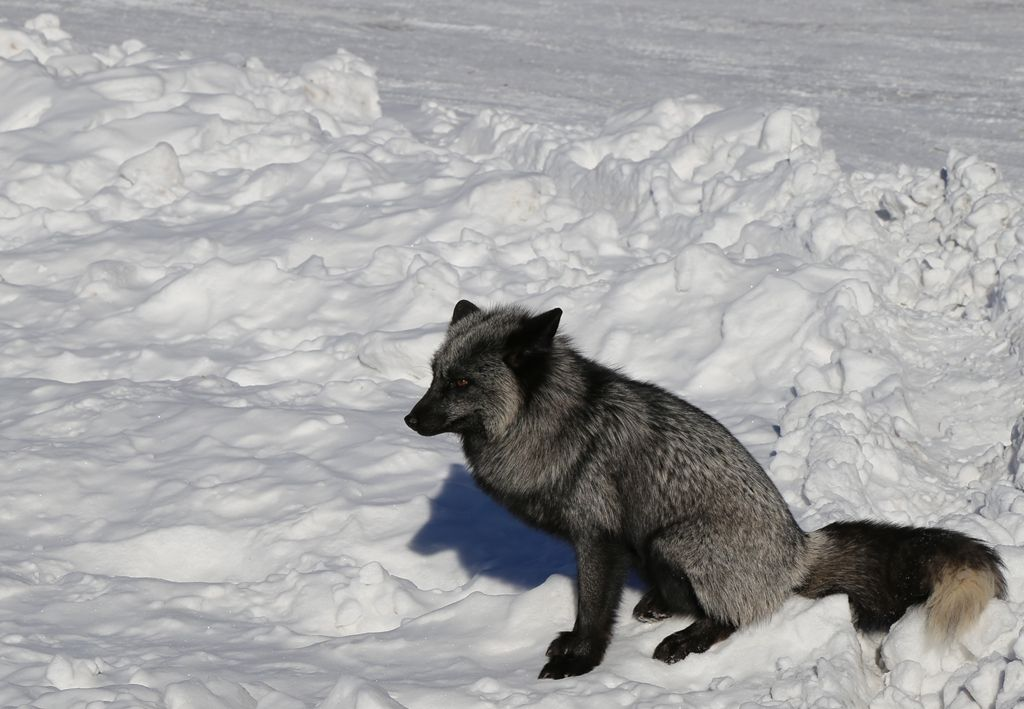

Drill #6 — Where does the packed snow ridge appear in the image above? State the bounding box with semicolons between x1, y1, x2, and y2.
1;13;1023;709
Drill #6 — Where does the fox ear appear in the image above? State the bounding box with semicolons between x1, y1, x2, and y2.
504;308;562;370
451;299;480;325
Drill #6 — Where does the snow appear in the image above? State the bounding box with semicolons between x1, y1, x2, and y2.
6;1;1024;186
0;9;1023;709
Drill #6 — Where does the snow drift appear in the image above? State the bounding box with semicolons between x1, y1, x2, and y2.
1;14;1023;709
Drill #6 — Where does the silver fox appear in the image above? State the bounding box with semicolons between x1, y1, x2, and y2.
405;300;1007;679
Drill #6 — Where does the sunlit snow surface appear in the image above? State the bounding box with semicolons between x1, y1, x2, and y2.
1;14;1024;708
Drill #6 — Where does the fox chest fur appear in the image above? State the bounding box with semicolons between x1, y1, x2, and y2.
460;422;624;539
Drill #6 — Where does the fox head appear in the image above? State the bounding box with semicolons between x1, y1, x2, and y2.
405;300;562;438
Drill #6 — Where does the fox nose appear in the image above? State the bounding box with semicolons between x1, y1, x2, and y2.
404;412;419;430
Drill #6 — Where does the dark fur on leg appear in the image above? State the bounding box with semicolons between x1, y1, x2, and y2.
633;561;704;622
633;588;675;623
653;617;737;664
539;536;629;679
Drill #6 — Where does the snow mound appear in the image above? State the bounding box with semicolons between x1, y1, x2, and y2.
1;14;1023;709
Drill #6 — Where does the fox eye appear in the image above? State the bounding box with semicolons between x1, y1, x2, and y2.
452;378;471;389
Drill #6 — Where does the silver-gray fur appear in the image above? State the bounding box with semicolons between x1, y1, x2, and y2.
405;301;1006;679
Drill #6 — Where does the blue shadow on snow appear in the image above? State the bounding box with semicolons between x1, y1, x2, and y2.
409;464;576;589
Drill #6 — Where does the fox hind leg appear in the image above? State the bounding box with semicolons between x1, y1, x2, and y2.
641;555;736;663
641;525;765;663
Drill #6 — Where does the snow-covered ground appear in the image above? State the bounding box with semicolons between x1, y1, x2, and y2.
1;8;1023;709
5;0;1024;187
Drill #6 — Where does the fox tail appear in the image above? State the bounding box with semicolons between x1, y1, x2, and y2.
799;520;1006;641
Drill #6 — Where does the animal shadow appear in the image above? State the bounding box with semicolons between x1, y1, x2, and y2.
409;464;575;588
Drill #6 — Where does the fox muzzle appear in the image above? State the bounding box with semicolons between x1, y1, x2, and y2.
405;394;448;436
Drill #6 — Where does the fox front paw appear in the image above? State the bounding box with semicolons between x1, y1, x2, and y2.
538;654;598;679
545;630;590;657
539;631;603;679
